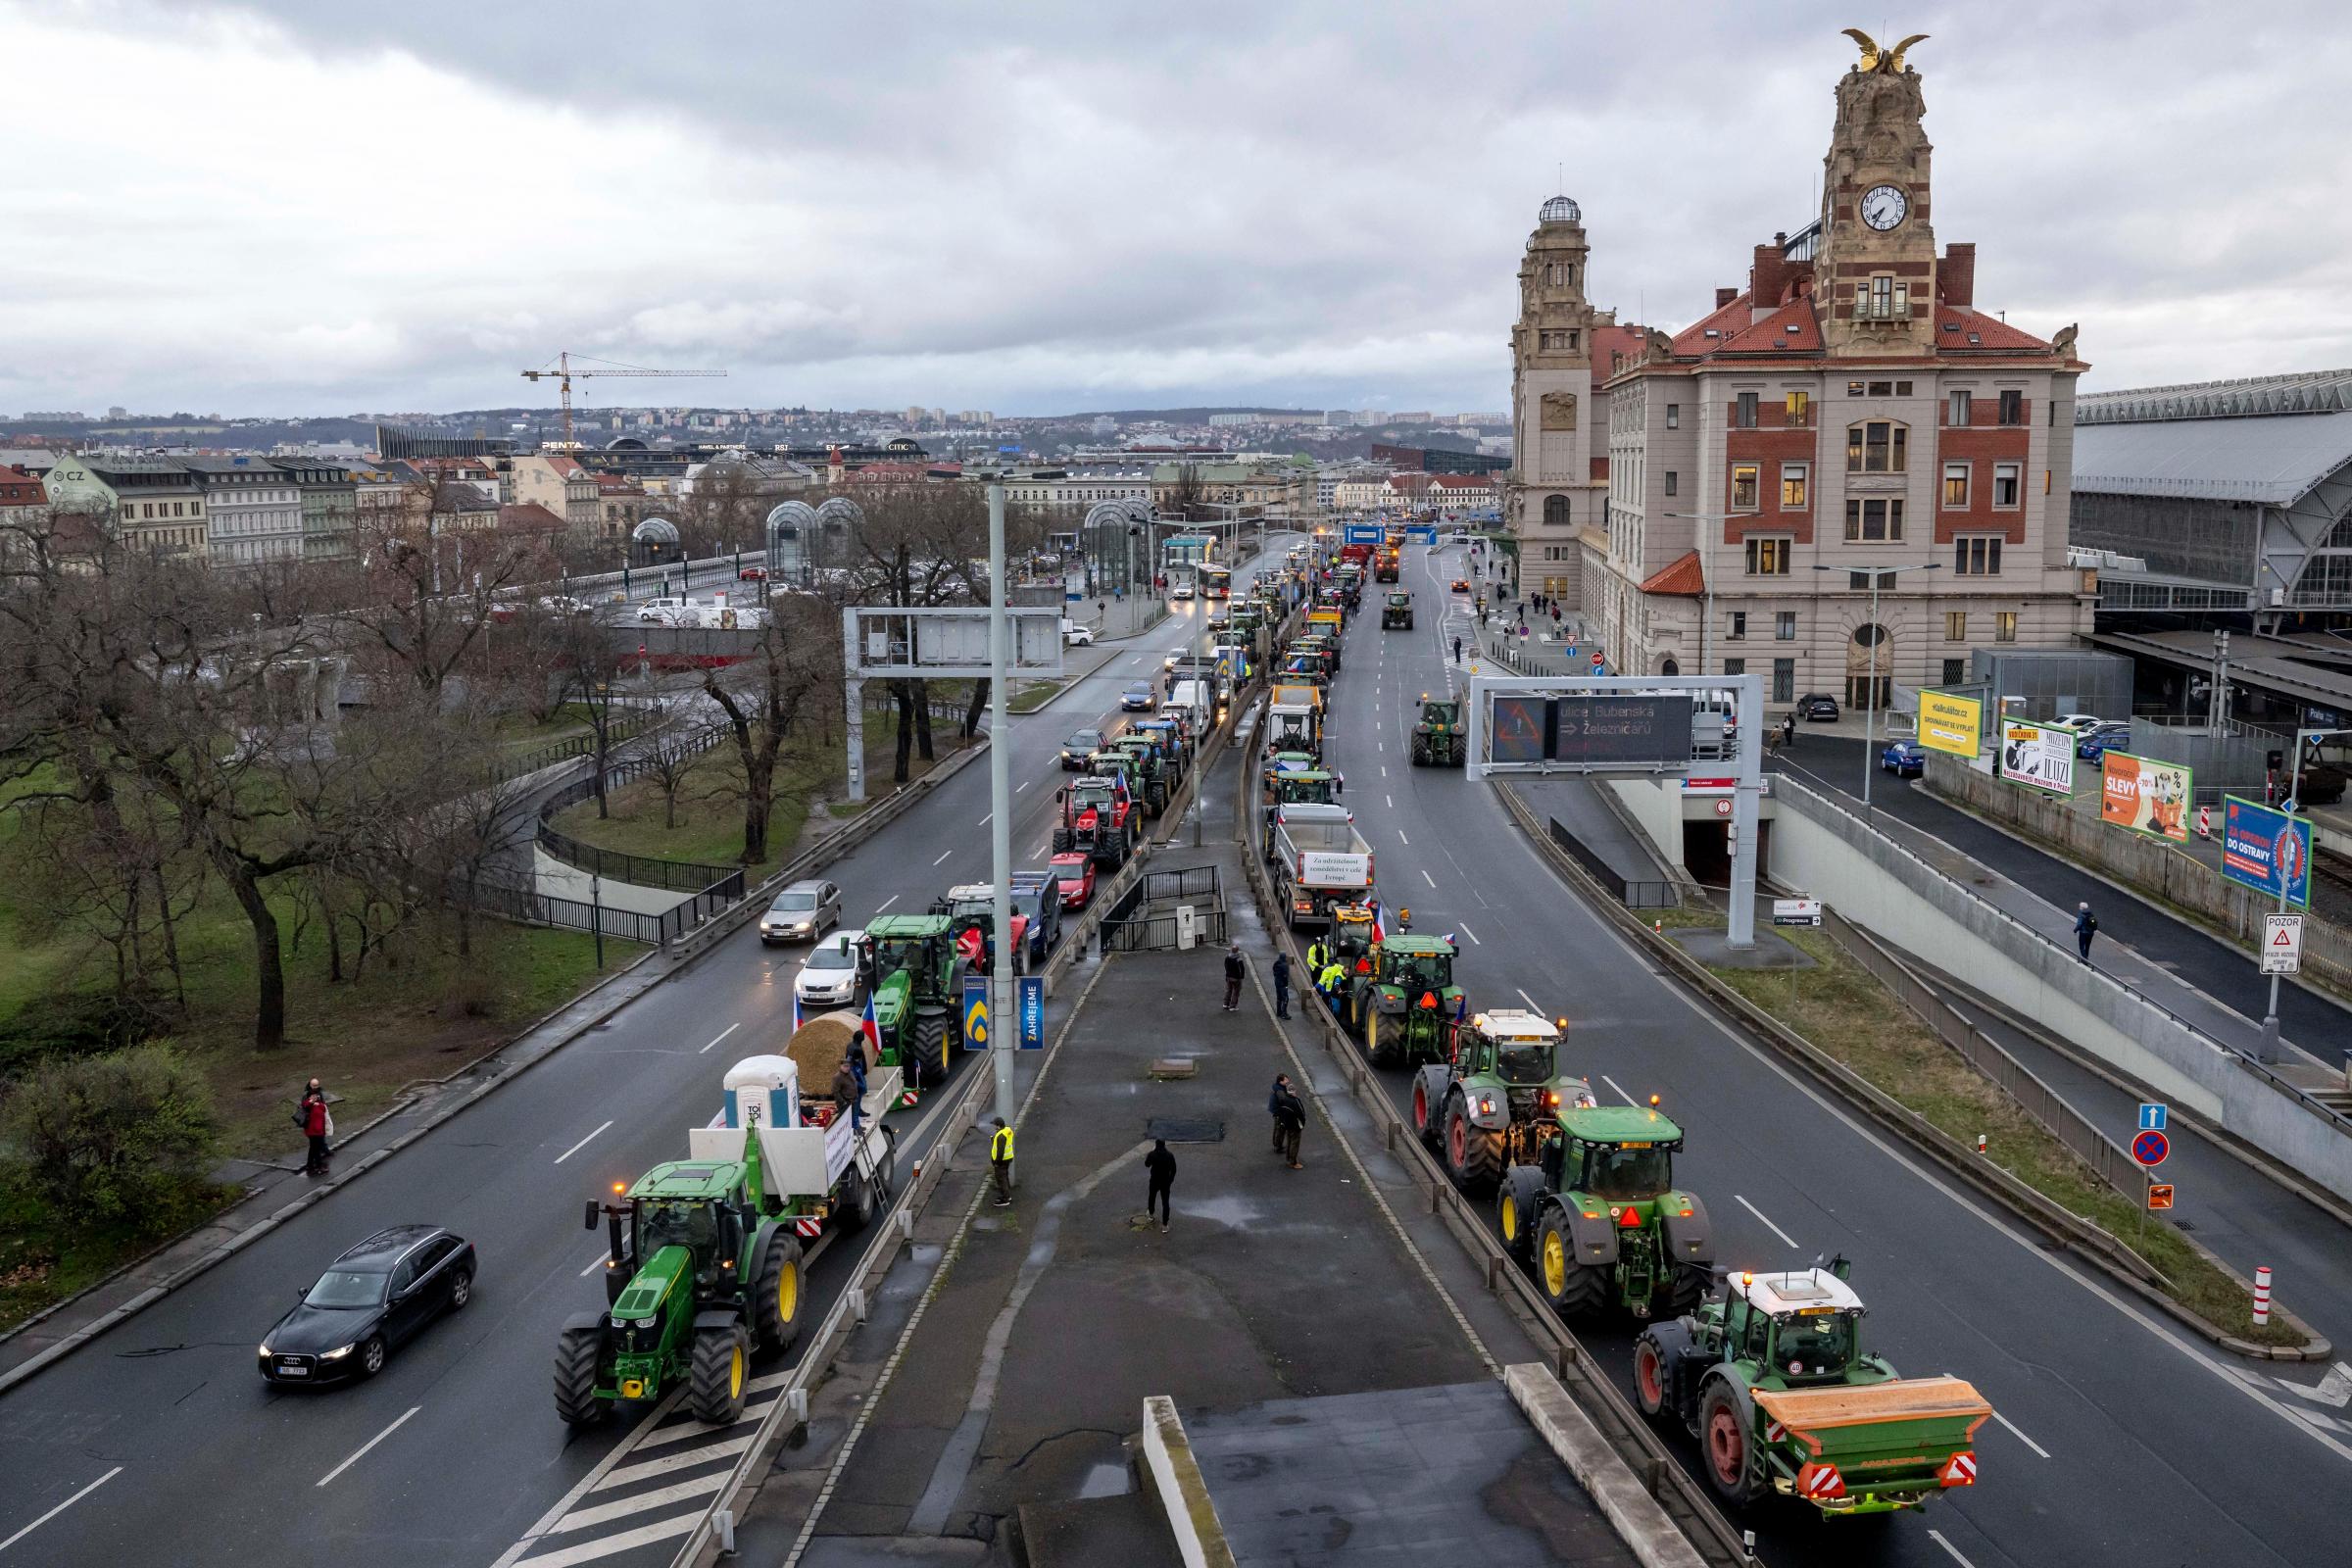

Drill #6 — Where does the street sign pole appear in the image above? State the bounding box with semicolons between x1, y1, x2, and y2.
988;483;1016;1127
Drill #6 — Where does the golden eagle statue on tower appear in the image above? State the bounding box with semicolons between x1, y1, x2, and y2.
1840;28;1929;73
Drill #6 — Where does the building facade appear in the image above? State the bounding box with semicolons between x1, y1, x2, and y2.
1584;38;2090;706
181;457;305;566
511;453;603;543
273;458;357;562
42;456;208;557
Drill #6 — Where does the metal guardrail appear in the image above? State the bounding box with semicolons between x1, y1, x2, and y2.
1543;815;1679;909
1100;863;1230;952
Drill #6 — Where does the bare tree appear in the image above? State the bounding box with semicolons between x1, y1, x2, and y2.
337;464;546;695
551;611;633;818
700;594;840;864
635;694;708;831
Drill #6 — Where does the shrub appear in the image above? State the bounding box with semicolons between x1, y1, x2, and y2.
0;1044;219;1225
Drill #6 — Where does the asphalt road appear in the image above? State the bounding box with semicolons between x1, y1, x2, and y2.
0;541;1300;1568
1285;539;2352;1568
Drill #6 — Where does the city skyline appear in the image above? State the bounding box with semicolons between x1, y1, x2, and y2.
5;1;2348;417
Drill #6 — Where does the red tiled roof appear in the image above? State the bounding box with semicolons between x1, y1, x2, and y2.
1589;323;1653;388
1430;473;1494;490
1670;294;1754;356
594;471;645;494
1936;306;2050;353
1716;298;1822;356
1640;550;1707;597
0;465;42;506
498;502;565;532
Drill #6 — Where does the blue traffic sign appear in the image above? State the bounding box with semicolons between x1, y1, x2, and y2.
1017;975;1045;1050
2138;1102;2168;1132
2131;1128;2170;1167
962;975;989;1050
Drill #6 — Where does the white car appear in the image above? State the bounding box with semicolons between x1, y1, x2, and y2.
1170;583;1196;600
1062;620;1097;647
794;928;867;1011
2050;712;2108;733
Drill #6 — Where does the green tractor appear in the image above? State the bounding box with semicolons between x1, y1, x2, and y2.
559;1054;901;1429
1496;1103;1713;1323
1409;1008;1594;1192
1381;591;1414;630
862;914;968;1082
1342;934;1462;1067
1259;766;1341;844
1261;749;1321;803
1410;697;1464;766
1103;738;1169;814
1634;1258;1993;1516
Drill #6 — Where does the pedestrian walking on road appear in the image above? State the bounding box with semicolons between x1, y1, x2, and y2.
990;1117;1015;1206
1274;1083;1307;1169
1145;1139;1177;1232
298;1079;332;1176
1223;942;1246;1010
1267;1074;1292;1153
1452;636;1463;664
1781;712;1796;750
2075;902;2098;964
1272;952;1293;1018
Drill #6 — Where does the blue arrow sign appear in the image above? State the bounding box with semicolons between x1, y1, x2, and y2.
962;975;989;1050
2138;1102;2168;1132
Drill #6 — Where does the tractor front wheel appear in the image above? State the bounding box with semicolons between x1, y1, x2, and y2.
1653;1262;1706;1322
1410;1071;1446;1151
1051;827;1073;853
554;1322;609;1427
1496;1166;1545;1264
1633;1331;1672;1420
751;1228;805;1357
1700;1381;1762;1505
689;1321;750;1426
1535;1209;1607;1318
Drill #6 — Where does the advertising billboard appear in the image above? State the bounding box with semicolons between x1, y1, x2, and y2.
2221;796;2312;907
1918;691;1984;758
1998;719;2075;795
2099;753;2192;842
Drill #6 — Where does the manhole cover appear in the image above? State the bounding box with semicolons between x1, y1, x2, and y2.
1148;1118;1226;1143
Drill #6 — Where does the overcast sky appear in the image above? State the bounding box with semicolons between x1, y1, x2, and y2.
5;0;2348;420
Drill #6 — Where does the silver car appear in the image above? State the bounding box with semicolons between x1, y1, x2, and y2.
794;927;867;1010
759;879;841;945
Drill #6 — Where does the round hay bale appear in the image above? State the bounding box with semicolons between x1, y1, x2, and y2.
785;1014;867;1085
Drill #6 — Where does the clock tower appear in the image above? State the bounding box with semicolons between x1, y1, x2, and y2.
1813;35;1939;356
1508;194;1618;564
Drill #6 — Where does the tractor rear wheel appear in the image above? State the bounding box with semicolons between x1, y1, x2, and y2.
750;1228;805;1357
689;1321;750;1426
913;1014;949;1081
554;1323;609;1427
1445;1097;1501;1191
1365;1009;1392;1067
1535;1209;1607;1318
1409;736;1430;766
1699;1381;1761;1505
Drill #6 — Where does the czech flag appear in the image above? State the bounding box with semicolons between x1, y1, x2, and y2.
1365;898;1386;946
859;991;882;1057
791;989;804;1033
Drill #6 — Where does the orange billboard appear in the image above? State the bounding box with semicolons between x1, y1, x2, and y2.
2099;753;2192;843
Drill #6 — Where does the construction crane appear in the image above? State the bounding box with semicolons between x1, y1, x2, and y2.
519;352;726;451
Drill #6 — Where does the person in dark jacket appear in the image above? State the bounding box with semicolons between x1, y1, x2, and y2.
831;1058;862;1132
1144;1139;1177;1232
299;1080;331;1177
1223;943;1246;1011
1274;1084;1306;1169
1267;1073;1291;1153
1271;952;1293;1019
2075;902;2098;964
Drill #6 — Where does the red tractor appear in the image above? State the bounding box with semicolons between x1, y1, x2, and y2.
1053;776;1142;868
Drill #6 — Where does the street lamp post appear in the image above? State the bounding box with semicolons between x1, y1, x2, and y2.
1810;561;1942;811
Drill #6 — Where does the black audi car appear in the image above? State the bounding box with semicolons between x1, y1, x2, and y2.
259;1225;474;1385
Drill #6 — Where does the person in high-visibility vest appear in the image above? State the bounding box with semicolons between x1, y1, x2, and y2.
990;1117;1015;1207
1316;960;1346;1013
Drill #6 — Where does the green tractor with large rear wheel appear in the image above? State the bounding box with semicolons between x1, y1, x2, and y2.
1410;697;1464;766
863;914;967;1084
1342;934;1463;1068
1497;1102;1714;1323
1409;1008;1593;1193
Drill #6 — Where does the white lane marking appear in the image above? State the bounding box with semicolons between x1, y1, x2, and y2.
1735;1195;1800;1249
1397;829;1409;845
1993;1408;2050;1458
553;1120;614;1164
511;1513;706;1568
593;1433;761;1492
1016;780;1028;794
978;813;991;827
545;1472;730;1534
1458;923;1480;945
579;1251;609;1277
1381;765;1388;778
1599;1073;1638;1105
699;1022;741;1055
1386;794;1394;809
1420;868;1436;888
0;1465;121;1553
316;1406;421;1488
1516;987;1542;1011
1926;1529;1977;1567
874;894;900;912
933;850;954;865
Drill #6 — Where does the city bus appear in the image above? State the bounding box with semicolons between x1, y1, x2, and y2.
1200;564;1233;600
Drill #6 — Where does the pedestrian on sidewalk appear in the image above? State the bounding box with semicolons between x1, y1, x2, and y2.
990;1117;1015;1206
1452;636;1463;663
1267;1073;1292;1153
1145;1139;1177;1232
298;1079;332;1176
1222;942;1247;1010
2075;902;2098;964
1272;951;1293;1018
1274;1082;1307;1169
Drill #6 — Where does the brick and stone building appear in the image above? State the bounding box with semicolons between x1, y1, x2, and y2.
1583;36;2091;707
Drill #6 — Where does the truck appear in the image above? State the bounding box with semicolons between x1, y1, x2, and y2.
1266;696;1321;757
1054;775;1142;867
1341;933;1462;1067
862;915;969;1079
1381;591;1413;630
1260;766;1342;842
1410;697;1465;766
1408;1009;1595;1192
1634;1258;1992;1517
1269;802;1373;930
1495;1102;1713;1321
558;1048;901;1427
1338;541;1373;573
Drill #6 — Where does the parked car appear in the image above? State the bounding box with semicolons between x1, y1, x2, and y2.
794;927;868;1011
2051;712;2108;734
1062;619;1097;647
1060;726;1104;769
759;879;842;945
1049;852;1097;909
738;565;767;581
1881;740;1926;777
1121;680;1158;711
2077;723;2132;760
259;1226;474;1385
1796;693;1841;721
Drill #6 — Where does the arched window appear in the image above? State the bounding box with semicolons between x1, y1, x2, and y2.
1660;657;1680;676
1544;495;1570;526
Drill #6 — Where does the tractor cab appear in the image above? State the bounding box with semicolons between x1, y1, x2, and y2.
932;885;1029;972
1455;1008;1573;1089
1721;1269;1869;1384
1327;904;1379;970
1376;935;1456;1001
1544;1104;1687;1202
1261;749;1319;800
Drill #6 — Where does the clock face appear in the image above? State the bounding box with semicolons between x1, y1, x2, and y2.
1860;184;1909;231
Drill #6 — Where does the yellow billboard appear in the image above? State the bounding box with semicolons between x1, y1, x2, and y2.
1917;691;1983;758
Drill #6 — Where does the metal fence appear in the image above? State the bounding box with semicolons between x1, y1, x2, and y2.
535;734;740;895
1100;863;1228;951
1544;816;1678;909
456;872;712;948
1818;906;2157;1213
